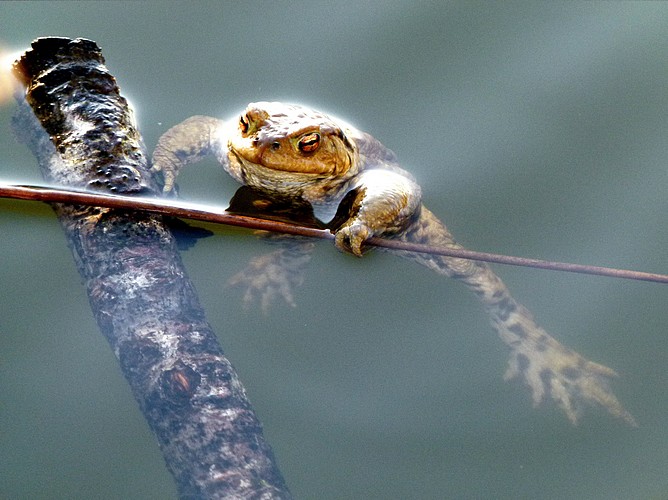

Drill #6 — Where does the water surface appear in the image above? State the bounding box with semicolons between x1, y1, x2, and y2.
1;2;667;499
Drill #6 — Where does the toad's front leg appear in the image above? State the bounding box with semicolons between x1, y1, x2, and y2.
333;169;422;256
151;115;224;192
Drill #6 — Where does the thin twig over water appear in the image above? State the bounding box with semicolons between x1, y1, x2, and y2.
2;182;666;285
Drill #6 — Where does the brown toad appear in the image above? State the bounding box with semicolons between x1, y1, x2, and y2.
152;101;635;426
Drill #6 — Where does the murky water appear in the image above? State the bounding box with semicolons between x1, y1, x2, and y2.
1;2;667;498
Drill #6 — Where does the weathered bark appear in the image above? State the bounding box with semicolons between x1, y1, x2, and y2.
12;37;291;499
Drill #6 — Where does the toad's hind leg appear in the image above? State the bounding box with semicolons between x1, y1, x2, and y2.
227;236;316;314
397;206;636;426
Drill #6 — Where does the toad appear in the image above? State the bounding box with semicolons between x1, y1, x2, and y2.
152;102;635;426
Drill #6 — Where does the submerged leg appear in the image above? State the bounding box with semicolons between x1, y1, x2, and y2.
227;236;316;314
396;206;635;425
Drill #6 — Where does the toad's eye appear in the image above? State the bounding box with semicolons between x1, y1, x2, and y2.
297;132;320;153
239;114;250;135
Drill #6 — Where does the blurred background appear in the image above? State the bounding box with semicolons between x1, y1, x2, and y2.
1;2;666;498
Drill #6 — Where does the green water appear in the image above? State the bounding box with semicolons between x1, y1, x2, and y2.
1;2;667;499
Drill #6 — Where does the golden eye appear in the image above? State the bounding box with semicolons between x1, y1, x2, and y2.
298;132;320;153
239;114;250;135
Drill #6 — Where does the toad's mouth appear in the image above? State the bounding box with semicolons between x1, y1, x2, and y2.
229;146;341;177
229;147;316;176
228;148;327;195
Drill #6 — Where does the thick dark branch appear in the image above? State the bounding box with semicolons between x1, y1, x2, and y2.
12;37;291;499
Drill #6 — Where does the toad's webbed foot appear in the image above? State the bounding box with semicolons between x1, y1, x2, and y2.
227;237;315;314
502;325;636;426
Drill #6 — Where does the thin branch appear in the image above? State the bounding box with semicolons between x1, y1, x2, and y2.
2;182;666;285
